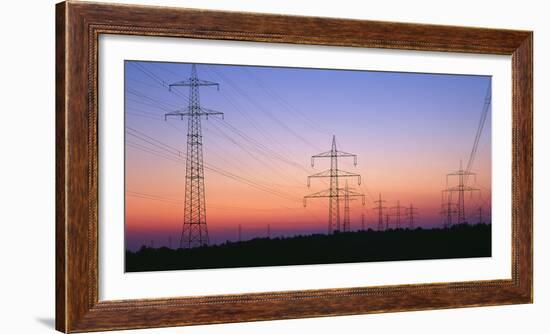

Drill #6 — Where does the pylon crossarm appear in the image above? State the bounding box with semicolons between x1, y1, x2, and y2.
337;189;365;205
334;150;358;165
168;80;219;90
446;186;480;192
199;108;224;119
338;188;363;196
303;189;333;207
304;189;332;198
446;171;476;185
307;169;361;186
164;112;187;120
197;80;220;89
164;109;224;120
447;170;477;176
344;194;365;203
312;150;357;160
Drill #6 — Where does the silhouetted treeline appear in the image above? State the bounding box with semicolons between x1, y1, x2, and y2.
126;223;491;272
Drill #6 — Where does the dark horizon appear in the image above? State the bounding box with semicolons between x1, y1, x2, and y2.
126;220;492;252
126;223;492;271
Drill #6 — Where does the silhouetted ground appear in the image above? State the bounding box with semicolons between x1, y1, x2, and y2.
125;223;491;272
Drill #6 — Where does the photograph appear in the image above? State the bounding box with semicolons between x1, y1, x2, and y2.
1;0;539;333
124;61;492;272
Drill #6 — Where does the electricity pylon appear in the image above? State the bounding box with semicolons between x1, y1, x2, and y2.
373;193;386;231
444;160;479;225
440;190;458;228
385;213;390;230
304;135;365;234
165;64;223;249
404;204;418;229
361;213;366;231
342;181;357;232
390;200;406;229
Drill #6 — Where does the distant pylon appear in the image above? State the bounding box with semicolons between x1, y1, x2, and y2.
385;213;390;230
165;64;224;248
374;193;386;231
343;181;352;232
304;136;365;234
390;201;406;229
440;190;458;228
339;182;359;232
404;204;418;229
443;160;479;225
361;213;366;231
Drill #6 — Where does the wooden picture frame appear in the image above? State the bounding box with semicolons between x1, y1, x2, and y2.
56;1;533;332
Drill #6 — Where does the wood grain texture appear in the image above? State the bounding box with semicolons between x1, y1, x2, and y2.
55;1;533;332
55;2;67;331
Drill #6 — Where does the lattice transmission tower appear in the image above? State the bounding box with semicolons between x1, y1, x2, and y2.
341;181;357;232
165;64;223;248
443;160;479;225
374;193;386;231
390;200;406;229
303;135;365;234
440;192;458;228
404;204;418;229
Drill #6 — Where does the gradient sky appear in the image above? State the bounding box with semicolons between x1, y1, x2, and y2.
124;61;492;251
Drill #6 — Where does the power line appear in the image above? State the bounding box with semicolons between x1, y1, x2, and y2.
241;67;329;135
205;120;304;184
465;83;491;184
126;126;183;156
126;128;301;203
127;87;179;110
206;65;323;151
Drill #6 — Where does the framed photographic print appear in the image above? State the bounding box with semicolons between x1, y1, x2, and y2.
56;1;532;332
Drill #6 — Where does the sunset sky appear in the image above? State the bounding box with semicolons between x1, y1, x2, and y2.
124;61;492;250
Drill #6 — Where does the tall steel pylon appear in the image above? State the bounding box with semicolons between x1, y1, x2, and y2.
303;135;365;234
440;191;458;228
361;213;366;231
443;160;479;225
390;201;406;229
404;204;418;229
342;181;353;232
374;193;386;231
165;64;223;248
